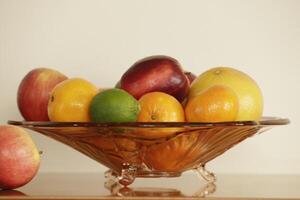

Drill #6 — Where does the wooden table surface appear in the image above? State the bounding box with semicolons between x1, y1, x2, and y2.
0;172;300;200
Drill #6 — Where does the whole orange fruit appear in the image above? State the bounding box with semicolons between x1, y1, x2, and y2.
48;78;98;122
144;132;201;171
185;85;239;122
138;92;185;122
189;67;263;121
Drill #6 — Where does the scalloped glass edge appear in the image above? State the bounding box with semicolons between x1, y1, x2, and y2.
8;116;290;128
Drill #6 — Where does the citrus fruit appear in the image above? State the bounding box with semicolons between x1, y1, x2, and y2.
48;78;98;122
189;67;263;121
89;88;139;123
144;132;201;171
185;85;239;122
137;92;185;122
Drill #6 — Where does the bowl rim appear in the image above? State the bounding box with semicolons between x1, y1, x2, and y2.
7;117;290;128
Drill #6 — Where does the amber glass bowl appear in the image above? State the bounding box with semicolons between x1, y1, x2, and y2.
8;117;289;186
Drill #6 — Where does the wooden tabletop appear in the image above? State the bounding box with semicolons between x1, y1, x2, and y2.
0;172;300;200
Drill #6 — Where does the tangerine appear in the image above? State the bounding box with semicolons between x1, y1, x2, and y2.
185;85;239;122
189;67;263;121
137;92;185;122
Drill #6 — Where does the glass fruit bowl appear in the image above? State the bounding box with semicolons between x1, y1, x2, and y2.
8;117;289;186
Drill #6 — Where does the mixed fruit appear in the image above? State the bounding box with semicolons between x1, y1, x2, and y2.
0;55;265;190
17;55;263;123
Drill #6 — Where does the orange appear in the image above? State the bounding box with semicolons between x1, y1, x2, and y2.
135;92;185;138
185;85;239;122
189;67;263;121
48;78;98;122
137;92;185;122
144;132;201;171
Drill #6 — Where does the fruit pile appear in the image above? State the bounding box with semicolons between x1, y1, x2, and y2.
17;55;263;123
0;55;264;190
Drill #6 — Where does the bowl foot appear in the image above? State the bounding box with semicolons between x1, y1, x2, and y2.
194;165;216;183
105;165;216;187
105;164;137;187
105;174;216;197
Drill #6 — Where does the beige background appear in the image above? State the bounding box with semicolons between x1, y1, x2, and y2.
0;0;299;174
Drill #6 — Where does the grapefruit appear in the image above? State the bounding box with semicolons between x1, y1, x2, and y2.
189;67;263;121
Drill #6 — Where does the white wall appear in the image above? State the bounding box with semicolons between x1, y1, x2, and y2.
0;0;299;174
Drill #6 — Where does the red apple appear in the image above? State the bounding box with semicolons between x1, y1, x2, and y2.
184;71;197;84
17;68;68;121
120;55;189;102
0;125;40;189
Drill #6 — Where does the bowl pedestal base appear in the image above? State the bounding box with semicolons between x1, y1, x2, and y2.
105;164;216;197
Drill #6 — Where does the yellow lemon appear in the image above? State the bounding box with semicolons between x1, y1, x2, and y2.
48;78;98;122
189;67;263;121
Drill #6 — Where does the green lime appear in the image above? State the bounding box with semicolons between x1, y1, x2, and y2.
89;88;140;123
